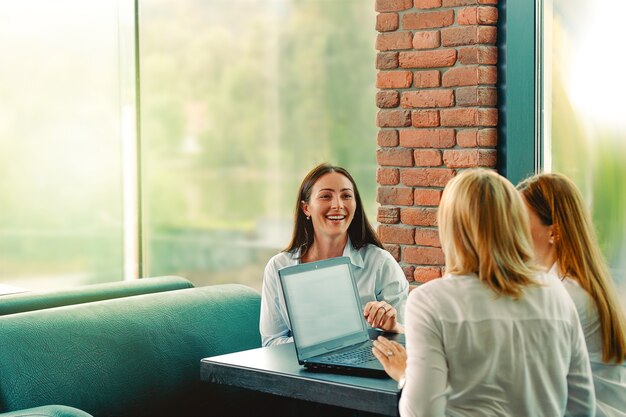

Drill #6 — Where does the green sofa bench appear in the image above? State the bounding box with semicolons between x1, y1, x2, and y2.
0;284;262;416
0;276;193;316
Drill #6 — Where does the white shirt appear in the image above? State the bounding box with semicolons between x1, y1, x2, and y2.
550;264;626;417
400;272;595;417
259;239;408;346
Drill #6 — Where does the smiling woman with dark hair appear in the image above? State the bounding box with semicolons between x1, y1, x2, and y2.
259;163;408;347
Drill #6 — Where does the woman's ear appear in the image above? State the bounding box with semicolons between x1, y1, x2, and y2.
300;200;310;218
549;224;559;244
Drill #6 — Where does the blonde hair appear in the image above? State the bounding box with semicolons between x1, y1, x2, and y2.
438;169;538;298
518;172;626;363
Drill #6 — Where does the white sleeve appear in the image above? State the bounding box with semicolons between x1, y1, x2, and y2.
565;309;596;417
376;253;409;323
259;258;293;347
399;289;448;417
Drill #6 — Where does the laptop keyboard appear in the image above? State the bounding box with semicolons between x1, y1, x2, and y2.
324;344;376;365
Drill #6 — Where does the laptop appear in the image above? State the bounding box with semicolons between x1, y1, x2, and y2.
278;256;389;377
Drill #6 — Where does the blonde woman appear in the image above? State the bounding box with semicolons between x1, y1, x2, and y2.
518;172;626;417
373;169;595;417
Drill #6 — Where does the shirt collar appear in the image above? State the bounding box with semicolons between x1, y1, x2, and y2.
343;237;365;269
547;262;569;282
291;237;365;268
548;262;559;277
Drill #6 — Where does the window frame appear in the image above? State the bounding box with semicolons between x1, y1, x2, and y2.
499;0;540;185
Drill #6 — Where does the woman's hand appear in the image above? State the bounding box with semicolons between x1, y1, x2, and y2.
372;336;406;381
363;301;402;333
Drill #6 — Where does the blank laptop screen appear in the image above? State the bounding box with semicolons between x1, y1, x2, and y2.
282;263;364;349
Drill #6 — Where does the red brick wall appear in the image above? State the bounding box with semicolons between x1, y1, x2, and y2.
375;0;498;284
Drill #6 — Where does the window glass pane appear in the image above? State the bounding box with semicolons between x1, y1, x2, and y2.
140;0;377;291
542;0;626;297
0;1;132;290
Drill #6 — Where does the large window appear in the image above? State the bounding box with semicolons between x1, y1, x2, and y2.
0;1;136;291
139;0;378;291
0;1;377;292
541;0;626;294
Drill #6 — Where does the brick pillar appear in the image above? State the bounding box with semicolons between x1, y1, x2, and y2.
375;0;499;284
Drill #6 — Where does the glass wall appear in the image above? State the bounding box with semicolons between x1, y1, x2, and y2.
139;0;378;291
0;1;135;291
0;1;376;292
542;0;626;296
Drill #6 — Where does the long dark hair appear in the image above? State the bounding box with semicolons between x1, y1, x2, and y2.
285;163;382;257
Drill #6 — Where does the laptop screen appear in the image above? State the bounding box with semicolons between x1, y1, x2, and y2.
281;262;365;349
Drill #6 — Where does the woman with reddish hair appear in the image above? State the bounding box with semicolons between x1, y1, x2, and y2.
518;172;626;417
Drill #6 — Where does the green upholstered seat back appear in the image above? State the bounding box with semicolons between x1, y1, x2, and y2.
0;276;193;316
0;405;93;417
0;284;261;416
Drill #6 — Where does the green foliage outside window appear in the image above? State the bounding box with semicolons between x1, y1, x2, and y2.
547;2;626;296
140;0;378;289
